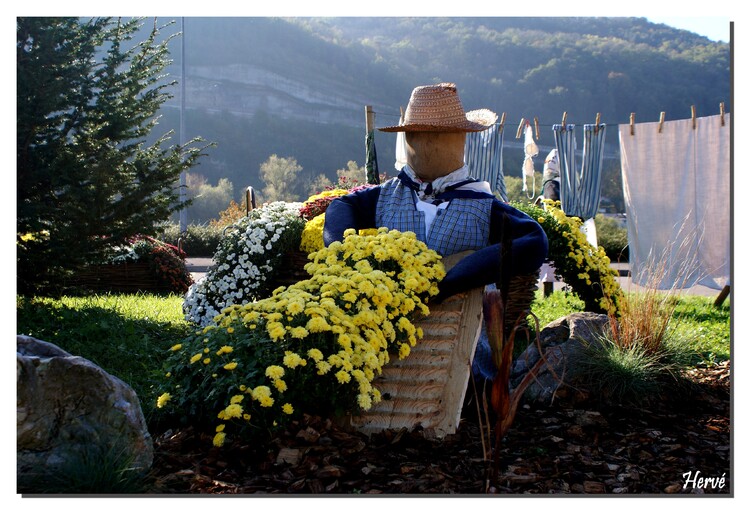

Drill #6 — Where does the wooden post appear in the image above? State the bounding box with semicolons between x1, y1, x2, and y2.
714;285;730;307
365;105;376;132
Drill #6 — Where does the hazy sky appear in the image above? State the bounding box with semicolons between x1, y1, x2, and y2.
646;16;731;42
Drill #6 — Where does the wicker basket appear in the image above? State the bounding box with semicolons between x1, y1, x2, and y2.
271;249;312;288
503;270;540;338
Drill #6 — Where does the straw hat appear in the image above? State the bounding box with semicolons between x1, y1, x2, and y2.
378;83;497;133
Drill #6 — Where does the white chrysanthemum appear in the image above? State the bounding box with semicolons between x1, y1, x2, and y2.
182;202;305;326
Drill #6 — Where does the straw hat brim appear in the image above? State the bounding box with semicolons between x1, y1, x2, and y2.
378;108;498;133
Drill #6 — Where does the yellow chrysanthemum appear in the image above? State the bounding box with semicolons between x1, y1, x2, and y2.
156;392;171;409
307;348;324;362
265;365;285;380
213;432;226;447
224;403;243;418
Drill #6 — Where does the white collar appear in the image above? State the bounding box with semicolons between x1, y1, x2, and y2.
402;165;471;200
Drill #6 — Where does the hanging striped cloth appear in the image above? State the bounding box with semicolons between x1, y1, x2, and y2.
552;123;607;220
464;122;507;202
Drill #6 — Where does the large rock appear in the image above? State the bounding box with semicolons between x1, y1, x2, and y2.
510;312;610;404
17;335;153;490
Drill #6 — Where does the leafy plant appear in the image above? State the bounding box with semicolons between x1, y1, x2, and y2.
157;228;445;444
513;200;623;315
594;213;629;262
183;202;306;326
157;222;224;257
572;242;707;406
107;235;193;294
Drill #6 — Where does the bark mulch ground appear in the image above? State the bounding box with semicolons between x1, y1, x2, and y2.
146;360;730;496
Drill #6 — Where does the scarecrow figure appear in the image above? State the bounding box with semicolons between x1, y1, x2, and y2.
324;83;548;305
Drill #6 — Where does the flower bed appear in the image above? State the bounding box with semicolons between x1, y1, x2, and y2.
72;236;193;294
183;202;306;326
157;228;445;445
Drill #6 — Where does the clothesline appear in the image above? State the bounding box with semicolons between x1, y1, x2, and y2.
371;102;728;139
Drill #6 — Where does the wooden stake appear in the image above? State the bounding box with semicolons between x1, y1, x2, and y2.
365;105;376;132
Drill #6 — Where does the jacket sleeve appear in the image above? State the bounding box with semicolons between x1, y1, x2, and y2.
434;200;548;302
323;186;381;245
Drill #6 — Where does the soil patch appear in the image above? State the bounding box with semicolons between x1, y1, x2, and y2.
147;361;731;495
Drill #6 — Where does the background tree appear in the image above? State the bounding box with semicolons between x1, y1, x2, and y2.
183;176;235;224
17;17;207;293
259;154;303;202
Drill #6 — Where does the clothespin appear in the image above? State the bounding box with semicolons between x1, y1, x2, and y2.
534;116;540;140
720;103;725;126
594;112;601;134
691;105;697;130
561;112;568;131
499;112;506;130
630;113;635;136
658;112;666;133
516;117;526;139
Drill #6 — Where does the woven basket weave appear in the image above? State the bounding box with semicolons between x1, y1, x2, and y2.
502;270;540;338
271;249;312;288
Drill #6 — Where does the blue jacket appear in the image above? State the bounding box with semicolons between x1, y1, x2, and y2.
323;171;548;301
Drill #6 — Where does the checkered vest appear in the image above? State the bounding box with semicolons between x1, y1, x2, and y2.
375;178;493;256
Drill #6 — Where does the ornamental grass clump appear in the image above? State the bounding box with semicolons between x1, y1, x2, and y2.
158;228;445;445
574;242;701;406
183;202;305;326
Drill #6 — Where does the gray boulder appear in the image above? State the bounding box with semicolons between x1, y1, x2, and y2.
510;312;610;404
17;335;153;491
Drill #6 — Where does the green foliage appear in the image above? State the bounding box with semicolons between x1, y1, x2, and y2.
260;154;304;202
157;222;224;257
183;175;235;224
513;200;623;314
594;214;629;262
573;336;696;406
16;287;728;433
19;442;149;494
16;17;208;294
529;290;585;329
670;296;731;365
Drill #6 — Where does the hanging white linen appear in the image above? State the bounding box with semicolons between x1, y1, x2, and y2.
618;114;730;290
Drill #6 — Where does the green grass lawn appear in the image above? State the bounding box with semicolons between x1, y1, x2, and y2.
16;293;192;421
16;290;731;422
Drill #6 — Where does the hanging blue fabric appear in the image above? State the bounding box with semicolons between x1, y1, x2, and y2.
552;123;607;220
464;122;507;202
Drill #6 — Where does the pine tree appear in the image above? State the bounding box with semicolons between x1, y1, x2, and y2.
17;17;207;293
